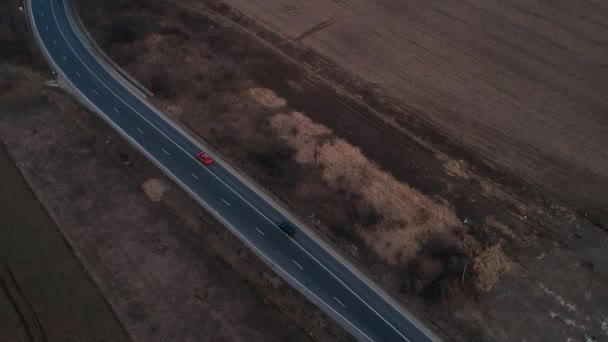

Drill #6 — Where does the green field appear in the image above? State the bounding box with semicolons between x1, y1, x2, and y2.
0;144;129;342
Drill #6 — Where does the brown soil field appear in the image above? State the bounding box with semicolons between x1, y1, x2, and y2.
0;137;129;342
14;0;608;340
222;0;608;221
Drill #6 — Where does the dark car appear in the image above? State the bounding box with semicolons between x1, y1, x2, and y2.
277;223;295;237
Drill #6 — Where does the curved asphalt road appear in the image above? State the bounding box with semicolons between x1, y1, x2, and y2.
28;1;437;340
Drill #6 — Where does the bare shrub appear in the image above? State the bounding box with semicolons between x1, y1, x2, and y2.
147;69;175;99
405;235;475;304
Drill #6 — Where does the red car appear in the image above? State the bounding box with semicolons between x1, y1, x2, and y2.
196;152;213;165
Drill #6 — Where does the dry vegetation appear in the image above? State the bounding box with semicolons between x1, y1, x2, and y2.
271;111;464;261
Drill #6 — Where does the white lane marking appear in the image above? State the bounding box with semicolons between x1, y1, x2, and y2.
76;71;81;77
162;148;170;156
136;127;144;134
203;151;432;337
334;297;346;308
190;172;199;180
221;198;231;207
45;25;49;31
48;2;408;339
62;55;67;61
227;214;375;342
196;165;413;340
255;227;265;236
53;40;56;45
289;237;410;341
113;107;120;113
293;260;304;270
41;10;44;16
92;89;99;95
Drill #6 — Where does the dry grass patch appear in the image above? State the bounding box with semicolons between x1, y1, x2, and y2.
271;111;464;264
484;216;516;240
142;178;166;202
443;159;470;179
247;87;287;109
473;244;515;291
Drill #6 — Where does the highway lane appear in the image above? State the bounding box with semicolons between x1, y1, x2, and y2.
28;1;437;340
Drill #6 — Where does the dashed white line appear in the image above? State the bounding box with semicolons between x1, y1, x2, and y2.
53;40;56;45
76;71;81;77
92;89;99;95
334;297;346;308
255;227;265;236
162;148;170;156
45;25;49;31
221;198;231;207
293;260;304;270
41;10;44;16
113;107;120;113
288;237;409;340
190;172;199;180
136;127;144;134
62;55;67;61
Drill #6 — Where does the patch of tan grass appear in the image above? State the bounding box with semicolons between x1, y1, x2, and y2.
485;216;516;239
247;87;286;109
142;178;166;202
443;159;470;179
473;244;515;291
143;33;164;46
271;111;463;264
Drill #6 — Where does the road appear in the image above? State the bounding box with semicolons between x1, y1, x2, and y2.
27;1;437;340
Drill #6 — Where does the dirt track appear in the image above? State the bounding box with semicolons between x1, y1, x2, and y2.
222;0;608;217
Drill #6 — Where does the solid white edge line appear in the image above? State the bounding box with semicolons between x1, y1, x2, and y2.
50;1;431;340
289;238;410;341
212;157;435;339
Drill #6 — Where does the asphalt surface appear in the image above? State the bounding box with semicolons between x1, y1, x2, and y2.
28;1;437;340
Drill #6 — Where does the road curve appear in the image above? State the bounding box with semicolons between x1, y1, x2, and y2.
27;1;438;340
